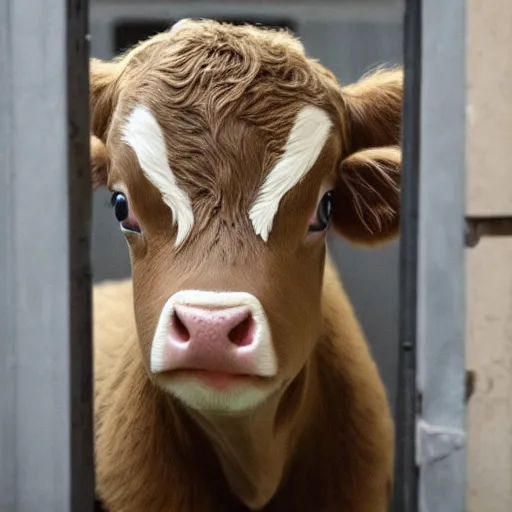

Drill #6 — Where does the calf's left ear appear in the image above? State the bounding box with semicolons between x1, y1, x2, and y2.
89;58;124;190
331;67;403;246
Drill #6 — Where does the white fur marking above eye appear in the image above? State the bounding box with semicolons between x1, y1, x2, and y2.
121;105;194;246
249;105;333;242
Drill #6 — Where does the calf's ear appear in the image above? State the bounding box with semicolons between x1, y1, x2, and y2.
89;58;123;190
90;135;109;191
331;67;403;246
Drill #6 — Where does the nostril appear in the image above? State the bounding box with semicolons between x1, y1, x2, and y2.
170;310;190;343
228;314;254;347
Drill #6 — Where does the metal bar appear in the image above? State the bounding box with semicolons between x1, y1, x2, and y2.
68;0;96;510
465;216;512;248
392;0;421;510
0;0;94;510
416;0;467;511
0;0;17;505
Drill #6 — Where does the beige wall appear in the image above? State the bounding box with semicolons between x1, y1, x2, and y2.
467;0;512;217
466;1;512;510
466;240;512;511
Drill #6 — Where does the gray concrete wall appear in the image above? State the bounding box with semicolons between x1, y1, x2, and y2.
89;0;403;410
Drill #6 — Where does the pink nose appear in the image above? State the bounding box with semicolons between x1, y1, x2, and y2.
171;305;254;347
150;291;277;378
158;304;264;376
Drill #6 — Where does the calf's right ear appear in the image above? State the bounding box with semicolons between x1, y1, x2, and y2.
89;58;122;190
331;67;403;247
90;135;109;190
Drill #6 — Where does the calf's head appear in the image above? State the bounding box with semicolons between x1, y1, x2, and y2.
91;19;402;414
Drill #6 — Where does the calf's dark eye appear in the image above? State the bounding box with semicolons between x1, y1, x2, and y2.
309;191;334;232
318;191;333;226
111;192;129;222
110;191;142;234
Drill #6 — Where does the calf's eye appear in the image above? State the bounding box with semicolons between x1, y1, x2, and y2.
111;192;129;222
309;191;333;232
110;191;141;234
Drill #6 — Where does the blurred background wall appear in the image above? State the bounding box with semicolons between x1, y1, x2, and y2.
89;0;404;411
466;0;512;508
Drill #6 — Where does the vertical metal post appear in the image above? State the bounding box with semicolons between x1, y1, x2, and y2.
416;0;467;510
0;0;94;510
393;0;421;509
68;0;96;509
395;0;467;510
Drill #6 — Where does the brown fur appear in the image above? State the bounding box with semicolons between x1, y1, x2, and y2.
90;19;402;511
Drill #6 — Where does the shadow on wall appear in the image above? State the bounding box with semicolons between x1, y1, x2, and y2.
113;18;298;55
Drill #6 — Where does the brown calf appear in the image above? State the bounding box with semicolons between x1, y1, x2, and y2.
90;19;402;512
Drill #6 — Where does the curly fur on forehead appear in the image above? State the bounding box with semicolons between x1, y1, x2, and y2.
110;19;343;231
117;19;342;141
